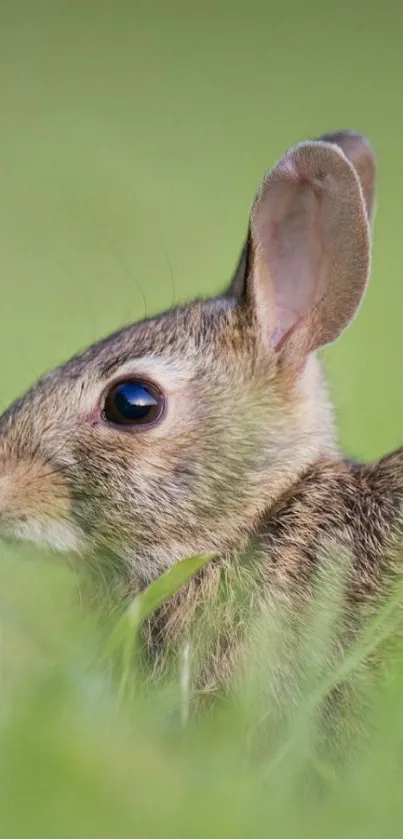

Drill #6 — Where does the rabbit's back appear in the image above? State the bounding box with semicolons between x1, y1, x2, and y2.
261;451;403;597
145;451;403;697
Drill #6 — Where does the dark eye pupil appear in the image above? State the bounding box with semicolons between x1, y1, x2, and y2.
103;381;164;426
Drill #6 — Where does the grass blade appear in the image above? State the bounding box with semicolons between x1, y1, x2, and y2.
104;554;215;697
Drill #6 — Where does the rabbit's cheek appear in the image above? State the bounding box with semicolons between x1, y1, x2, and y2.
0;458;84;553
1;518;84;553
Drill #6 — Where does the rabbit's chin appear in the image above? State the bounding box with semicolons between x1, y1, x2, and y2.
1;518;84;554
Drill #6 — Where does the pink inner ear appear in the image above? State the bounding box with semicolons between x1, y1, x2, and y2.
262;179;327;347
250;141;370;357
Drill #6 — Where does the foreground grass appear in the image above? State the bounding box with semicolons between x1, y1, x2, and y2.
1;546;403;839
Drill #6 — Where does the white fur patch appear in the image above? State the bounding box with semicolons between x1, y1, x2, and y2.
3;519;83;553
109;355;195;389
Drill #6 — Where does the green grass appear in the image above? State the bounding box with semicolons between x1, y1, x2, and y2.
1;547;403;839
1;1;403;836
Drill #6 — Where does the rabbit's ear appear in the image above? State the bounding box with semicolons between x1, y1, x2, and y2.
227;131;376;300
227;238;251;298
316;131;377;223
239;141;370;367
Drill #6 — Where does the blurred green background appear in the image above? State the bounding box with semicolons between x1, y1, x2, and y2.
1;4;403;838
0;0;402;460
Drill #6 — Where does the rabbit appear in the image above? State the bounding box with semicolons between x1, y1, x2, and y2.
0;129;401;708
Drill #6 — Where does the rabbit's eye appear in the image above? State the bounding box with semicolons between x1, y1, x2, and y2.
103;380;164;427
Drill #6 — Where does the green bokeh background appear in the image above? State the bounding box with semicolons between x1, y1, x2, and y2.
0;0;402;459
1;5;403;837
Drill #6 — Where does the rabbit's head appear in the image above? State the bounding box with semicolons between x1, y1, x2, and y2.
0;132;376;583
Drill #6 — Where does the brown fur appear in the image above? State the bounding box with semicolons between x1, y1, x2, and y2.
0;130;401;706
